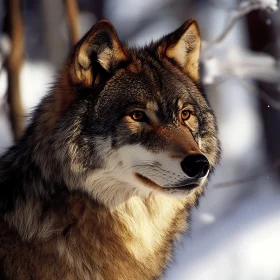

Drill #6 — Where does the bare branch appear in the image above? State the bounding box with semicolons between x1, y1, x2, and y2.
211;1;278;45
213;171;269;188
213;159;280;188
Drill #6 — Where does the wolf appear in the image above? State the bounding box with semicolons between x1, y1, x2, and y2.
0;19;220;279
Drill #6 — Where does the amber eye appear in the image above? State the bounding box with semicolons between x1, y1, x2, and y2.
181;110;191;121
131;111;146;122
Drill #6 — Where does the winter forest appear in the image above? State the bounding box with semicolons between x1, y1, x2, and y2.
0;0;280;279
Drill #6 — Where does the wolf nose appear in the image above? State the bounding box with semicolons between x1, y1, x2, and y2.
181;154;210;178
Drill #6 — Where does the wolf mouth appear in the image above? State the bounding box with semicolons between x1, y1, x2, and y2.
135;172;163;190
134;173;199;191
170;184;199;190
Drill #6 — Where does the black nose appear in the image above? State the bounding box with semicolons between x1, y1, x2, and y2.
181;154;210;178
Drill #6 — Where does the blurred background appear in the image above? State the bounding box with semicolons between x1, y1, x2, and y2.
0;0;280;279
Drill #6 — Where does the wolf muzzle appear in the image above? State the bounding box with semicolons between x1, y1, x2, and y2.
158;127;210;179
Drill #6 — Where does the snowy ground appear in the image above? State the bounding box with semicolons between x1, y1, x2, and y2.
165;180;280;280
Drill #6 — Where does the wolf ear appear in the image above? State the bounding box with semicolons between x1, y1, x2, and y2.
70;20;127;86
158;19;201;82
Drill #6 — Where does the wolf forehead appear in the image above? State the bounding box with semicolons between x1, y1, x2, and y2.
93;64;205;116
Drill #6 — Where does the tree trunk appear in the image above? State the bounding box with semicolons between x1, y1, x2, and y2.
246;11;280;179
4;0;24;141
64;0;80;46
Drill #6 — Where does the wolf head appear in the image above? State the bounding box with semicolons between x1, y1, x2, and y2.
30;19;220;206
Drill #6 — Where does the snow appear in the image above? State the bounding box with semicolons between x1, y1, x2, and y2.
20;62;54;111
256;0;278;11
165;184;280;280
240;0;278;11
0;61;53;153
202;45;279;84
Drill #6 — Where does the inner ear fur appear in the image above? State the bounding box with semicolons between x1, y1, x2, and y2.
69;20;127;87
158;18;201;82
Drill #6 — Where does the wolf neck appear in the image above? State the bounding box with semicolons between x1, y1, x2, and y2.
64;191;190;275
113;193;188;262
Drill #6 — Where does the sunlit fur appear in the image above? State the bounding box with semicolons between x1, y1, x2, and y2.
0;19;220;279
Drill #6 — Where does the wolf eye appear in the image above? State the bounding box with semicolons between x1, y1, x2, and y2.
131;111;146;122
181;110;191;121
